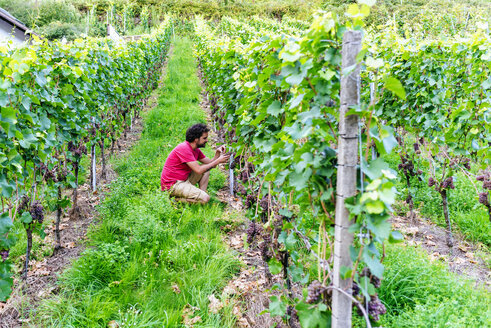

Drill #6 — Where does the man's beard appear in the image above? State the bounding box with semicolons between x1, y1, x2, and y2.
197;142;206;148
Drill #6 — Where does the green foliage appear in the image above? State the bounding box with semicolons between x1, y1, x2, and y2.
322;0;490;37
365;21;490;249
196;4;491;325
0;0;487;323
372;32;490;159
80;0;320;20
384;148;491;247
0;0;80;28
0;0;33;27
74;241;130;286
38;21;83;41
2;0;488;41
35;0;81;26
0;0;319;39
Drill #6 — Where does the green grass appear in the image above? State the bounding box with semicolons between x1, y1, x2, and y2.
34;37;240;327
351;243;491;327
378;244;491;327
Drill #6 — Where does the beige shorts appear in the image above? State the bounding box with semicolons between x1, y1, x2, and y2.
169;171;208;202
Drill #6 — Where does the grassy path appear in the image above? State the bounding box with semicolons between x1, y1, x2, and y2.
34;37;239;327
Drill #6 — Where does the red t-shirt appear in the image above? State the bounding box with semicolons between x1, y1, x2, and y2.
161;142;205;190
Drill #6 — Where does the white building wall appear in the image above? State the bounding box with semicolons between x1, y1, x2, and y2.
107;24;124;45
0;19;28;46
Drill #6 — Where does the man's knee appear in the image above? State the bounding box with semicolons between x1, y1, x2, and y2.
200;193;210;203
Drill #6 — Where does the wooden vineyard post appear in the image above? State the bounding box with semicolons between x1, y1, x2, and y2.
91;144;97;192
332;30;362;328
229;155;234;197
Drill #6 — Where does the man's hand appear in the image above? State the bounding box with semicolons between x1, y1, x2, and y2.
218;152;230;164
214;145;227;158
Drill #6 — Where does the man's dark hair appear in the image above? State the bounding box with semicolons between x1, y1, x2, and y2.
186;123;209;142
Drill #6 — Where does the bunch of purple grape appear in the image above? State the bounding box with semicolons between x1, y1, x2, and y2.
441;177;455;189
246;221;262;244
352;268;381;296
428;176;455;191
18;195;30;213
57;166;69;182
244;194;256;209
353;290;387;321
0;250;9;261
479;192;489;206
235;183;247;196
68;141;87;158
367;295;387;321
39;163;68;183
398;158;414;175
361;267;381;288
29;201;45;224
461;158;471;170
272;213;284;237
259;196;269;213
477;172;491;211
306;280;327;304
352;268;386;321
398;155;422;177
259;232;272;262
238;170;250;183
476;173;490;182
39;163;56;181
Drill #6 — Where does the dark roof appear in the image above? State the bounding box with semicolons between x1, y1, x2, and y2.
0;7;37;36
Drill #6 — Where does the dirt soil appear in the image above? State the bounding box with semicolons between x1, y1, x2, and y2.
218;207;303;328
0;48;172;328
392;214;490;287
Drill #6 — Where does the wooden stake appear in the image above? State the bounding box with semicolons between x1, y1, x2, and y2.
91;144;97;192
229;155;234;197
332;30;362;328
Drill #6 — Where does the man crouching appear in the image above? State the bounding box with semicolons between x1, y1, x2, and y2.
160;123;230;203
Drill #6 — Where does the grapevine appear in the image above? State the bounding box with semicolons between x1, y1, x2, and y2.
0;19;173;300
195;4;403;325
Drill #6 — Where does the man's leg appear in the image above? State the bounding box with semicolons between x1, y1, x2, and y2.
199;171;210;191
170;180;210;204
188;171;210;192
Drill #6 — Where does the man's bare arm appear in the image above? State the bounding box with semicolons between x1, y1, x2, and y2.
200;157;212;164
186;153;229;175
